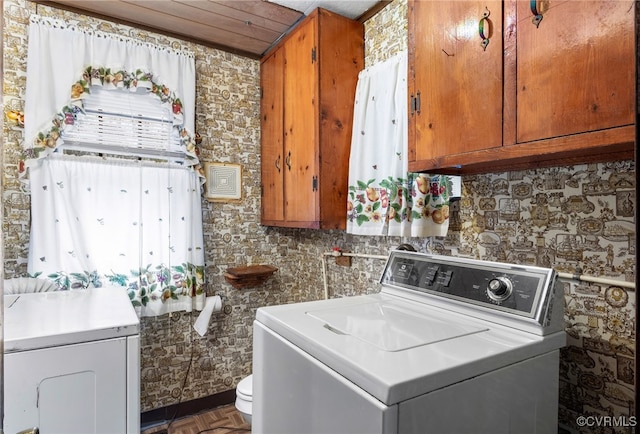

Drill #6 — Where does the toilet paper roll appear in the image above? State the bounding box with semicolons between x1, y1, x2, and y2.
193;295;222;337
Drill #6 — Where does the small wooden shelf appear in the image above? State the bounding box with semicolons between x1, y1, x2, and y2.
224;265;278;289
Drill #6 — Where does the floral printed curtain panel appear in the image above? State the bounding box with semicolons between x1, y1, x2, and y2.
23;15;205;316
23;15;199;175
28;155;206;317
346;51;451;237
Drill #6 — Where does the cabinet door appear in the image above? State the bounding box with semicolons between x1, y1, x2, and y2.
516;0;635;143
261;47;285;223
409;0;504;163
283;16;319;224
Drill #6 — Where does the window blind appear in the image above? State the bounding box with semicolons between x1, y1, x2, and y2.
61;87;184;160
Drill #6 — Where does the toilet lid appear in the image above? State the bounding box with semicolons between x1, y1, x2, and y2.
237;375;252;398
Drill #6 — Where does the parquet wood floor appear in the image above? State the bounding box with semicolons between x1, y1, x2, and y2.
142;404;251;434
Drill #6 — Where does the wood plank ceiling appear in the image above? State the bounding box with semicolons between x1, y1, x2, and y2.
36;1;388;59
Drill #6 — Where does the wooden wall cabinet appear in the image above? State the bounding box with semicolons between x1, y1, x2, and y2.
408;0;635;174
260;8;363;229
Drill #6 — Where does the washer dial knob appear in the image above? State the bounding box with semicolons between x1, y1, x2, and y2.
487;276;513;302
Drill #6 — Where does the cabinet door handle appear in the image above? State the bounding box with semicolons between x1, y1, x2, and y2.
285;151;292;171
478;7;491;51
275;155;281;172
530;0;543;28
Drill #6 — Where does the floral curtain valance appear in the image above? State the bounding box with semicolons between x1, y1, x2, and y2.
23;15;199;177
346;51;451;237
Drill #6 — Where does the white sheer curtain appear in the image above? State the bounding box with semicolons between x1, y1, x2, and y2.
23;14;198;171
346;51;451;237
28;155;205;317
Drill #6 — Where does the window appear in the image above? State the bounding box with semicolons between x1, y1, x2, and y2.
60;87;185;161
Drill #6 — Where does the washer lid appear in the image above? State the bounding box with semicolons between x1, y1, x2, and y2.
4;287;140;353
307;301;487;352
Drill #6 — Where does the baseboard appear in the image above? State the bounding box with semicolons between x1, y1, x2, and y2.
140;389;236;430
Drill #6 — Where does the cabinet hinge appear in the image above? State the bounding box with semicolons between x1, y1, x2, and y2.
260;87;263;99
311;47;317;63
410;92;421;115
312;176;318;192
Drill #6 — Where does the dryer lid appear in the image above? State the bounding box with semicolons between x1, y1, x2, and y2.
4;287;139;353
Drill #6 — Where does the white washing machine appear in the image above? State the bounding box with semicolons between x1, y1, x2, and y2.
4;287;140;434
253;250;566;434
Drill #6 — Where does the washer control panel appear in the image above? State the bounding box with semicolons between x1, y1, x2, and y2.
381;251;556;319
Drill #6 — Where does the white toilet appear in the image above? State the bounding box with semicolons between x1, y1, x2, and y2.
235;374;253;425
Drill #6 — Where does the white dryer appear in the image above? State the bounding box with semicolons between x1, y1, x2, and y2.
253;250;566;434
4;287;140;434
